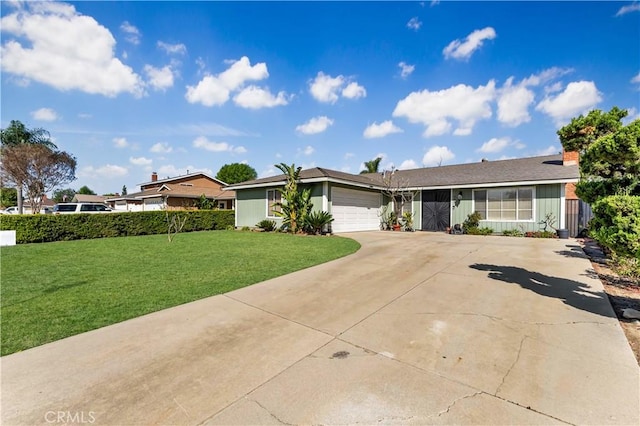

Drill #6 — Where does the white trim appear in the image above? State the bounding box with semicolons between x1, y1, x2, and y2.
226;176;578;192
322;182;328;211
266;189;281;218
408;178;578;191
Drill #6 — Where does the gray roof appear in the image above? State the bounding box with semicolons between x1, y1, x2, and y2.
370;154;578;188
227;154;578;190
226;167;383;189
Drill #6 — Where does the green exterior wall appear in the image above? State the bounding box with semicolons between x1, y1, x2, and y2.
236;183;326;228
450;184;562;233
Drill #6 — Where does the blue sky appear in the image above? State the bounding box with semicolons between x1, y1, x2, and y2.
1;1;639;195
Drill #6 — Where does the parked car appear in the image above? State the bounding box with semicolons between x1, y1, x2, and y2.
3;207;19;214
53;203;113;214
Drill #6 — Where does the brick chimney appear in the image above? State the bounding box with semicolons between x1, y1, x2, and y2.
151;172;158;182
562;149;579;166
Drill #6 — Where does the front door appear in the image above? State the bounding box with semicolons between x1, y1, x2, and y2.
422;189;451;231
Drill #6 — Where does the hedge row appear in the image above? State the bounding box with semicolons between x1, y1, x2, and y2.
0;210;235;244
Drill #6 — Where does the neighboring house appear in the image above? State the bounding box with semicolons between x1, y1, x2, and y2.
106;172;235;212
73;194;108;204
225;152;582;235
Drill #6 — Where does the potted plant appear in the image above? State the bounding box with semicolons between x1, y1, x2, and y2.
389;211;401;231
402;211;414;232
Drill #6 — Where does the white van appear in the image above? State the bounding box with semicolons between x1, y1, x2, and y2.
53;203;113;214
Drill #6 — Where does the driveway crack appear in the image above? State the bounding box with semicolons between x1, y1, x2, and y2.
435;391;483;417
495;335;527;396
247;398;294;425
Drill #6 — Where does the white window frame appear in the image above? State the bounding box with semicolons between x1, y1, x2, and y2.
472;187;535;222
266;189;282;218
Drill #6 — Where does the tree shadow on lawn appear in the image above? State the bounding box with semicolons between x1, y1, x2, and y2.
470;263;617;319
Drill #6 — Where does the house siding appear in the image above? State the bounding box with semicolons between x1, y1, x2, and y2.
450;184;562;234
236;184;324;228
236;188;283;228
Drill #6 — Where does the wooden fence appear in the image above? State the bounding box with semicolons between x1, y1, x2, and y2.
566;199;593;237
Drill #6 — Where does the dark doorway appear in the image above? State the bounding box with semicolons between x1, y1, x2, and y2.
422;189;451;231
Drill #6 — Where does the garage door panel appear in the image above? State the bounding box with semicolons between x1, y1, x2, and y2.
331;188;381;233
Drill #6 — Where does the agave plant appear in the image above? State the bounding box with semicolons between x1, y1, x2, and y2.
305;210;334;235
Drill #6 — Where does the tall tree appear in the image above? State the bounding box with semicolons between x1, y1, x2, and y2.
215;163;258;184
557;107;637;203
1;144;77;214
121;185;128;195
77;185;96;195
360;157;382;174
558;107;640;267
1;120;57;213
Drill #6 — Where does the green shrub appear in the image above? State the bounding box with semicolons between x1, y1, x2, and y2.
467;226;493;235
0;210;234;244
256;219;277;232
304;210;334;235
502;229;524;237
590;195;640;259
462;211;482;233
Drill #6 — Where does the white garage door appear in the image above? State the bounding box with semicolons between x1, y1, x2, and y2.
331;187;381;232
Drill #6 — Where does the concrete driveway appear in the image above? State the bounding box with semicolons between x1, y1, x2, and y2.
2;232;638;425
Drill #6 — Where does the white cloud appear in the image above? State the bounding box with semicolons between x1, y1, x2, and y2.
497;77;535;126
150;142;173;153
536;81;602;124
157;164;213;178
129;156;152;166
477;137;511;153
233;85;289;109
0;3;145;97
393;81;496;137
144;65;174;91
521;67;573;87
79;164;128;179
344;152;355;160
157;41;187;55
407;17;422;31
398;61;415;78
300;145;315;156
31;107;58;121
399;159;418;170
120;21;140;45
616;2;640;16
296;116;334;135
309;72;344;103
342;82;366;99
423;146;455;166
632;72;640;89
363;120;403;139
309;72;365;103
192;136;246;154
623;107;640;123
443;27;496;60
113;137;129;148
185;56;268;106
536;145;560;156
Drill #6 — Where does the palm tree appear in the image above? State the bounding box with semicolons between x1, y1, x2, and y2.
360;157;382;174
1;120;57;213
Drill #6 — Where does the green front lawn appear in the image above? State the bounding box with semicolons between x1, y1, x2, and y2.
0;231;360;356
